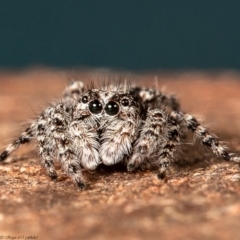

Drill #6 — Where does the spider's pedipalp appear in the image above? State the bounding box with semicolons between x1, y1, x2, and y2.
100;92;141;165
69;120;100;170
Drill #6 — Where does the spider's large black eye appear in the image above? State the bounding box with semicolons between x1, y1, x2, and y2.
105;101;119;116
82;96;88;103
89;99;103;114
121;98;129;107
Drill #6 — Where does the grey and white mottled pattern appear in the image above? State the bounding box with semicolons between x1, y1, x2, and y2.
0;80;239;189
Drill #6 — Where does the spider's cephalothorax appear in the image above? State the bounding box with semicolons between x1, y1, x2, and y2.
0;81;240;189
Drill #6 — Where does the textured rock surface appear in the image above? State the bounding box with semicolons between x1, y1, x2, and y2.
0;69;240;240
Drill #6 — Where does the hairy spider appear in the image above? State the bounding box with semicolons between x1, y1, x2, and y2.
0;81;239;189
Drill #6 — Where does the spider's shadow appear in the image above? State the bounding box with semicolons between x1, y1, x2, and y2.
174;142;236;172
83;162;136;185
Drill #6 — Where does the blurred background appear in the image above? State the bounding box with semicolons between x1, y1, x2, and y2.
0;0;240;71
2;3;240;240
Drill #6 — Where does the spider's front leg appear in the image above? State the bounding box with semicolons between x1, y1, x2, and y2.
37;102;100;189
37;109;58;180
36;103;79;184
127;109;181;180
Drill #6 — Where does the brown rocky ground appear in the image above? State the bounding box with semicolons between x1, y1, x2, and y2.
0;69;240;240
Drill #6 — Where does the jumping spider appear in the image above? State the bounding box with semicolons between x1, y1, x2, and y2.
0;81;239;189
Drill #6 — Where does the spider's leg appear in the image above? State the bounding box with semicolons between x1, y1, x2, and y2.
62;80;85;105
47;103;89;189
152;92;180;112
130;86;180;112
156;113;181;179
61;81;85;117
176;111;240;163
36;110;58;180
127;109;180;179
56;140;85;190
0;81;85;163
0;122;36;162
127;109;168;171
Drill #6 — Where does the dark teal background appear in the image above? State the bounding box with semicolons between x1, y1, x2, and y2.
0;1;240;70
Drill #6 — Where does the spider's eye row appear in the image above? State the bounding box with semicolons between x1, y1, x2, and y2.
105;101;119;116
121;98;129;107
89;99;103;114
82;96;88;103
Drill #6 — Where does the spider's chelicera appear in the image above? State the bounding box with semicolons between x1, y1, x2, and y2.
0;81;239;189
